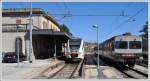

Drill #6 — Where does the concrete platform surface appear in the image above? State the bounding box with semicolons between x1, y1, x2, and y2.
2;59;64;79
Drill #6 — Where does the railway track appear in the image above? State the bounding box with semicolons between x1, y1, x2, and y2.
48;63;79;79
32;60;82;79
117;65;148;79
95;54;148;79
137;63;148;67
128;66;148;77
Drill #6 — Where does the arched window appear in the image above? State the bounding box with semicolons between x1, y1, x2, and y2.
43;21;47;29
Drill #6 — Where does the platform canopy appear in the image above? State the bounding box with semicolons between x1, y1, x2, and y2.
32;29;71;43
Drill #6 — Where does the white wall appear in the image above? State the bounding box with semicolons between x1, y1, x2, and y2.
2;32;26;55
2;15;60;31
3;16;42;29
2;17;28;24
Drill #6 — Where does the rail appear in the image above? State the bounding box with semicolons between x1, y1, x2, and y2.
126;66;148;77
49;63;79;79
70;59;84;78
115;65;148;79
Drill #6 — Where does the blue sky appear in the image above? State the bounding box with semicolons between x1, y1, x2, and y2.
3;2;148;43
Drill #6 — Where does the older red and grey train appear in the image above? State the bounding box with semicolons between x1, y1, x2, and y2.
99;35;143;67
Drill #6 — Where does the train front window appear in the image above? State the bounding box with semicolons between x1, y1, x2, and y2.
70;45;80;51
115;41;128;49
129;41;141;49
69;39;81;51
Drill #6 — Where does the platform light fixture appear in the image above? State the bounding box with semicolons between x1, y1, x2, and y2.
92;24;100;78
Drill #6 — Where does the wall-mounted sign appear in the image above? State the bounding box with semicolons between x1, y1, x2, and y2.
16;19;21;24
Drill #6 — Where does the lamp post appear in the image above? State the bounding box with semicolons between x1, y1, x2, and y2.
29;0;32;63
93;24;100;77
52;29;57;60
16;25;20;67
54;34;57;60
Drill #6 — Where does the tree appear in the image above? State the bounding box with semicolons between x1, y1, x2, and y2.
139;21;148;38
59;24;73;36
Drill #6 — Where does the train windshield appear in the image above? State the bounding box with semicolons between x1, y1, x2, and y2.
70;45;80;51
115;41;128;49
69;39;81;51
129;41;141;49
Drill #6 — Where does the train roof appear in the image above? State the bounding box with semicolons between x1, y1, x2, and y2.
100;35;142;45
115;35;142;41
114;35;142;39
70;37;83;40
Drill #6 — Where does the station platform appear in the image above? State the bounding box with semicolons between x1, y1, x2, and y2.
2;58;64;79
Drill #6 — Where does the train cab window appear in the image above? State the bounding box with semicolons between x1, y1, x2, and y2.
70;45;80;50
129;41;141;49
115;41;128;49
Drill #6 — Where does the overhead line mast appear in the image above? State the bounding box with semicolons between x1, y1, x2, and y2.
101;6;147;41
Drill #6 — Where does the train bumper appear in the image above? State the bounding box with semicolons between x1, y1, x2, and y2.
71;58;81;62
71;53;78;58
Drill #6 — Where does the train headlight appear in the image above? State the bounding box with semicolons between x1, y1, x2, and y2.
66;55;71;58
139;56;143;60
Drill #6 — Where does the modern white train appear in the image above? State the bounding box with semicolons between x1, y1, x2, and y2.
65;38;85;62
99;35;143;67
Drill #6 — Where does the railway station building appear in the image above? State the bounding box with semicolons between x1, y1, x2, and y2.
2;8;70;61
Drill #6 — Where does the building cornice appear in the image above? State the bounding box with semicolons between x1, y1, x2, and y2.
2;8;60;28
